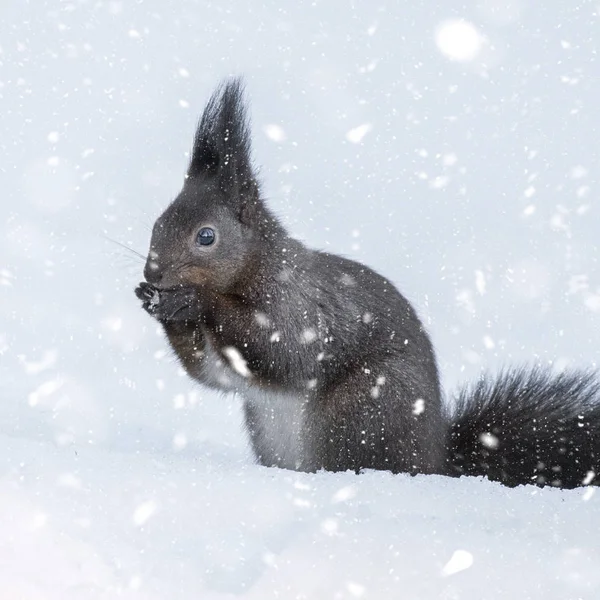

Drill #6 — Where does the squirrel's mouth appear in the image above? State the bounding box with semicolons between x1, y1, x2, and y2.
143;258;209;290
147;281;188;292
146;275;205;291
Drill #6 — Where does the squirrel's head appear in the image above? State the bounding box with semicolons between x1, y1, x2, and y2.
144;78;281;293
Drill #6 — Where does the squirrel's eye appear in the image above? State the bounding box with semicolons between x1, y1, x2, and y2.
196;227;216;247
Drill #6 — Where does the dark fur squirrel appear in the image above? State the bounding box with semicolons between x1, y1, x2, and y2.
135;78;600;489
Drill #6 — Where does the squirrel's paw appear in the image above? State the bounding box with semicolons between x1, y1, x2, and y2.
135;282;160;316
135;282;201;322
135;282;159;304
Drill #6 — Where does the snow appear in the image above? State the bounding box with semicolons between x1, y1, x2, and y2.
1;433;599;599
441;550;474;577
222;346;252;378
2;0;600;598
435;20;486;62
346;124;372;144
263;124;287;143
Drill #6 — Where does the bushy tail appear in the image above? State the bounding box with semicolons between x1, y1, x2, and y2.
447;367;600;488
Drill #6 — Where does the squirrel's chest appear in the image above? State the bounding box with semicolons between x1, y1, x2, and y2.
200;331;307;469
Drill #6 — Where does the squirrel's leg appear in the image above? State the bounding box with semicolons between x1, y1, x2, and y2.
300;361;445;475
161;321;206;382
243;400;292;469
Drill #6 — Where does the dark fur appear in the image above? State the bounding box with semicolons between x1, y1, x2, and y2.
448;367;600;487
135;78;600;488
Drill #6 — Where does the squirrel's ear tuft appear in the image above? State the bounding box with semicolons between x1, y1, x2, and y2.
188;77;257;194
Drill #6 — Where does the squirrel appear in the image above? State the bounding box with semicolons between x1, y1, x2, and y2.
135;78;600;489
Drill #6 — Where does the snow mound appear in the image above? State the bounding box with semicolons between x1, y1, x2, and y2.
0;433;598;599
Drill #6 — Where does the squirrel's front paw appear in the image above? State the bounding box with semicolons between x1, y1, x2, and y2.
135;282;201;322
135;281;160;304
135;282;161;316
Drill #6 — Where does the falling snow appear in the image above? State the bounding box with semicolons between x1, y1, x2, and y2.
1;1;599;598
301;328;318;344
412;398;426;415
582;471;596;485
254;311;271;327
264;124;287;142
435;20;485;62
479;432;500;450
345;123;372;144
441;549;474;576
222;346;252;377
132;500;158;526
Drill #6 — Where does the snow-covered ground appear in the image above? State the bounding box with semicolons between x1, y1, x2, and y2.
1;433;599;600
2;1;600;598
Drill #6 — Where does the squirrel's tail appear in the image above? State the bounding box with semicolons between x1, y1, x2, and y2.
446;367;600;488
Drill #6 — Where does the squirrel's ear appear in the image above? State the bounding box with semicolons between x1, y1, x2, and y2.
188;78;258;201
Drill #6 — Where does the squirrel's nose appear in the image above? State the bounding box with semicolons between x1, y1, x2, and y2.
144;254;163;284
